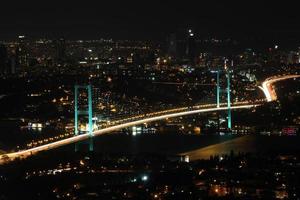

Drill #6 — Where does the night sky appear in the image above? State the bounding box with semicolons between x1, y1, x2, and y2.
1;1;300;41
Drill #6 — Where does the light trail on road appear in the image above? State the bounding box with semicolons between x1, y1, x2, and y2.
2;74;299;163
0;103;258;163
259;74;300;102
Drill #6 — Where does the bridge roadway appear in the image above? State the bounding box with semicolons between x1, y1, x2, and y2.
1;74;299;163
1;102;258;163
260;74;300;102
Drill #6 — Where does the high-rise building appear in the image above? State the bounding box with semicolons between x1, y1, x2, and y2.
0;44;8;75
15;35;29;76
185;29;196;64
92;86;101;109
167;33;177;58
56;37;66;65
185;29;196;65
132;53;141;65
9;55;18;74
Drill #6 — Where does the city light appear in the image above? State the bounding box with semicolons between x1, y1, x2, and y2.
1;3;300;198
141;175;148;181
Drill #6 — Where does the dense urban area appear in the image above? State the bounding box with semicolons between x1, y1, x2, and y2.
0;35;299;150
0;32;299;199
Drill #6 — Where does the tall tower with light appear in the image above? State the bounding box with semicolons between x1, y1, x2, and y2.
186;29;196;65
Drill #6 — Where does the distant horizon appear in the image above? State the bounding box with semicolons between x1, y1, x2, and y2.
2;33;300;52
1;1;300;43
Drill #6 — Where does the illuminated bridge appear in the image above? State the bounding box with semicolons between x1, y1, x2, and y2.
0;74;299;163
259;74;300;102
1;101;258;163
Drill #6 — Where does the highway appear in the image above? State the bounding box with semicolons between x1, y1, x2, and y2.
1;74;298;163
0;103;258;163
260;74;300;102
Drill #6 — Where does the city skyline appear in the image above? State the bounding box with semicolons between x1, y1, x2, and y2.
1;1;300;199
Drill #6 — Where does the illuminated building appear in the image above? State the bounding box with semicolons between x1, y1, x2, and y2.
17;35;29;71
186;29;196;65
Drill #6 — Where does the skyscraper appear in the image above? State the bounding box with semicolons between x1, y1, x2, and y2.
167;33;177;58
16;35;29;74
0;44;8;75
56;37;66;65
185;29;196;65
10;50;19;75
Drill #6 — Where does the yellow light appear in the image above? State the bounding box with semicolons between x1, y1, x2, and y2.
79;160;84;166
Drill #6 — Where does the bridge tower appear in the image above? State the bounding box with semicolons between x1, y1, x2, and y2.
225;60;232;130
211;70;220;108
74;85;94;151
212;59;232;131
216;70;220;108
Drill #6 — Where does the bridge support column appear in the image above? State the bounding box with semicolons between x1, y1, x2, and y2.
226;65;232;130
87;85;94;151
74;85;79;152
216;70;220;108
74;84;94;152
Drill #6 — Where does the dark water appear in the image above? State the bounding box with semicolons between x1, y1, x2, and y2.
66;134;237;155
0;125;61;151
54;134;300;160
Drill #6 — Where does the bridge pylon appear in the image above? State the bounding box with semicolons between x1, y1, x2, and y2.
212;59;232;131
226;60;232;130
74;84;94;152
216;70;220;108
211;70;220;108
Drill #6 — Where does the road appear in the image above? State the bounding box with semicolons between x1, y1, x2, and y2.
0;103;258;163
260;74;300;102
1;74;299;163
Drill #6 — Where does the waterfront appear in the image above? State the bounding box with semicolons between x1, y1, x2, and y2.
2;134;300;199
181;135;300;160
2;127;300;161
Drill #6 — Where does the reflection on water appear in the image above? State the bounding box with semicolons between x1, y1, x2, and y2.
181;135;300;160
43;134;300;161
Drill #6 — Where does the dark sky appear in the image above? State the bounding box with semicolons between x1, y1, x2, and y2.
1;1;300;40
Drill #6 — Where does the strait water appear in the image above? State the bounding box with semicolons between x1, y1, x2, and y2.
1;131;300;160
54;134;300;160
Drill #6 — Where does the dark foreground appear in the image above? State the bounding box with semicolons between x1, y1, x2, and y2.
1;134;300;199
